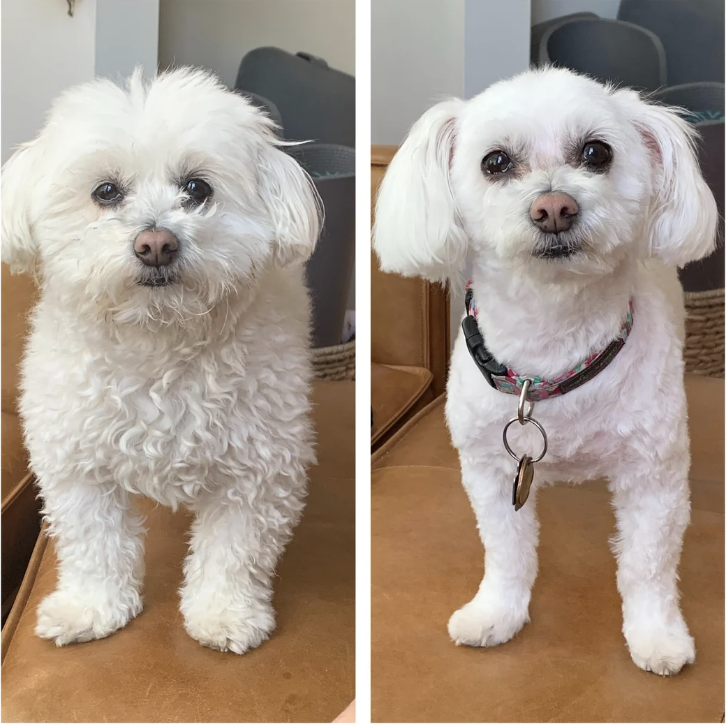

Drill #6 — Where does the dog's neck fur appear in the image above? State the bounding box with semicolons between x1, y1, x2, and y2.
41;281;252;369
470;257;637;380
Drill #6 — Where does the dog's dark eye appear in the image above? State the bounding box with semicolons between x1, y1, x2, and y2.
582;141;613;170
183;178;213;205
482;151;513;176
92;182;123;206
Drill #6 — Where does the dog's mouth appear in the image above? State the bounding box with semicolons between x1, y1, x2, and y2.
532;234;582;260
137;270;178;288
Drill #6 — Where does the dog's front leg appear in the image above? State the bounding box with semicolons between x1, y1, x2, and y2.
35;482;145;645
448;459;539;647
180;483;302;654
610;457;695;676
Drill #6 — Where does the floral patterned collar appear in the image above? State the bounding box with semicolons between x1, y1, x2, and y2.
462;281;634;402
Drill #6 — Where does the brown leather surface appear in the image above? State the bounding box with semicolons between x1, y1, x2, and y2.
372;395;453;472
371;248;428;369
371;147;450;398
1;411;28;501
371;362;433;446
426;281;450;399
372;376;725;723
2;380;355;723
1;264;36;416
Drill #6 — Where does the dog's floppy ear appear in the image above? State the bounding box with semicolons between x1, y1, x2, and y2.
373;98;468;283
616;89;718;266
257;144;322;267
1;139;43;274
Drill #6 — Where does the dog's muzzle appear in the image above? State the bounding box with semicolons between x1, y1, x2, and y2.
135;228;179;267
529;192;581;259
134;228;179;287
530;192;579;234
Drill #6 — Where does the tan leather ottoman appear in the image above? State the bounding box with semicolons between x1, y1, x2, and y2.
372;375;724;723
2;381;355;723
371;362;433;446
371;148;450;450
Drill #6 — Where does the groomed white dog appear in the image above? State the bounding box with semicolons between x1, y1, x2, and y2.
2;68;321;654
374;67;718;676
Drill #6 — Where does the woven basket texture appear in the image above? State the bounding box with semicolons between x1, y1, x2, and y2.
311;340;356;381
684;289;724;378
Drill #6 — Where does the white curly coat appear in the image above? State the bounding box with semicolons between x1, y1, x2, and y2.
374;68;718;676
1;68;320;654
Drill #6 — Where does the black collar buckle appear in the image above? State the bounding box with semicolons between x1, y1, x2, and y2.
461;313;508;388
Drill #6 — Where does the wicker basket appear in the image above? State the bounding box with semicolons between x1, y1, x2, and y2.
311;340;356;381
684;289;724;378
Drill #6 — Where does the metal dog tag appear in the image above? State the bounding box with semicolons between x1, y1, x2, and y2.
512;455;534;511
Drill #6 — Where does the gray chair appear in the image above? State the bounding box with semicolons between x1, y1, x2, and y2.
235;47;355;147
650;82;725;124
529;11;598;67
235;48;356;347
539;17;667;91
618;0;724;85
286;144;356;348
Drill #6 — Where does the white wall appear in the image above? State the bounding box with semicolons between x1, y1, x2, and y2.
371;0;465;145
158;0;355;87
1;0;97;163
95;0;159;79
531;0;620;24
465;0;531;97
1;0;161;164
371;0;534;145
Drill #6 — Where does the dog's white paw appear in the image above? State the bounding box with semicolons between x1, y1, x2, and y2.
448;597;529;647
626;621;695;676
183;603;276;654
36;588;141;646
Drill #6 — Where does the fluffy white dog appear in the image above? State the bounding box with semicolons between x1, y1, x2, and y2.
2;68;321;654
374;67;718;676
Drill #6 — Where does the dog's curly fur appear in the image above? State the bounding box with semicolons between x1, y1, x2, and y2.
374;67;718;676
2;67;321;653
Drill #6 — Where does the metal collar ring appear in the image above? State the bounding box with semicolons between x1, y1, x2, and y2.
503;416;548;463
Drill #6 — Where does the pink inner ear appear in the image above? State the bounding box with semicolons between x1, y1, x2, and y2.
641;128;663;166
438;117;456;169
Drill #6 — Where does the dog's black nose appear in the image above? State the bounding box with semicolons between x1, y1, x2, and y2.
530;193;579;234
134;228;179;267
